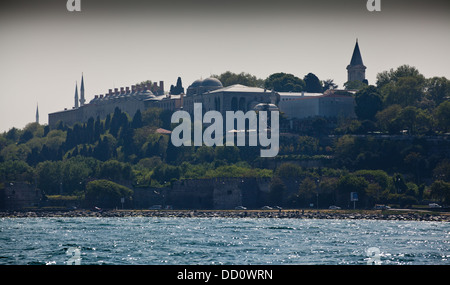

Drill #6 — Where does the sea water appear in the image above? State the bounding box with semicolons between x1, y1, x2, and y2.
0;217;448;265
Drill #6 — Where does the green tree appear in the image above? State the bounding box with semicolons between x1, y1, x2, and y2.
375;105;403;134
426;76;450;106
344;80;367;90
269;176;285;206
97;159;132;181
376;64;422;89
336;174;368;207
215;146;240;163
0;160;35;183
297;177;317;206
275;162;303;178
36;161;62;195
395;106;432;135
354;85;383;121
430;180;450;205
383;76;426;107
322;79;338;91
131;109;143;129
337;174;368;194
213;71;264;87
264;73;305;92
433;159;450;182
85;179;133;208
303;73;323;93
435;101;450;132
170;77;185;95
151;163;180;184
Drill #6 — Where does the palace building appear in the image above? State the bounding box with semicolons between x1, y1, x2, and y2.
48;40;364;128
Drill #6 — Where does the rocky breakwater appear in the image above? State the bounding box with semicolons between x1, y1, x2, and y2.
0;209;449;222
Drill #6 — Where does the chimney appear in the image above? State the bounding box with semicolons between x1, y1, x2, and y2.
108;89;113;95
159;81;164;93
114;88;119;95
99;95;103;98
131;85;136;93
95;95;99;99
126;87;130;93
120;87;124;94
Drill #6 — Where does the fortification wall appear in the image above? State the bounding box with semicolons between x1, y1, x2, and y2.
0;182;42;210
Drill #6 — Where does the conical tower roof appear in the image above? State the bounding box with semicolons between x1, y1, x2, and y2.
349;40;364;66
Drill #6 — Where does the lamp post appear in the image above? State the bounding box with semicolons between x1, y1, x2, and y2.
316;178;320;210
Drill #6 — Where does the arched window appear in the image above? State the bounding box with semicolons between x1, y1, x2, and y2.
231;97;238;111
239;97;246;111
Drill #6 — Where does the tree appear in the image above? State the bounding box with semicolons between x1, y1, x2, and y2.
426;76;450;106
97;159;132;181
85;179;133;208
269;176;285;206
376;64;422;89
435;101;450;132
297;177;317;206
264;73;305;92
275;162;303;178
151;163;180;184
36;161;62;195
322;79;338;91
303;73;323;93
375;104;403;134
336;174;368;207
433;159;450;182
0;160;35;183
383;76;425;107
354;85;383;121
337;174;368;194
397;106;432;135
344;80;367;90
131;109;143;129
170;77;185;95
213;71;264;87
430;180;450;205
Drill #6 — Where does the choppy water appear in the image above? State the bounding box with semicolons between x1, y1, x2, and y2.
0;217;448;265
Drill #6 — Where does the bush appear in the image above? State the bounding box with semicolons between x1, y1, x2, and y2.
85;179;133;208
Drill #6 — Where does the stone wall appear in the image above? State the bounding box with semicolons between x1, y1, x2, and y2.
0;182;42;210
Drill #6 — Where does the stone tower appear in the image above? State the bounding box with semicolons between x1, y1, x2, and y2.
79;73;85;106
346;39;367;83
74;81;79;108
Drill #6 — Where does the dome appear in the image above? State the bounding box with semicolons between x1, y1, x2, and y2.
190;79;203;88
201;77;223;87
254;103;279;112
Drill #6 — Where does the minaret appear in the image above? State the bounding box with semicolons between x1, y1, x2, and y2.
36;103;39;124
74;81;79;108
346;39;367;83
80;73;85;106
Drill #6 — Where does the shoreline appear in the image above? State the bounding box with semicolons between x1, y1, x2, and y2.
1;209;449;222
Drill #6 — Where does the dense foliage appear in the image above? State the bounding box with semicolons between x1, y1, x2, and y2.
1;65;449;208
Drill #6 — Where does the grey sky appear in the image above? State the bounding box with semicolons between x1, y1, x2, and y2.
0;0;449;132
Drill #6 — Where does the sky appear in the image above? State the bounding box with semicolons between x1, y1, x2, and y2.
0;0;449;132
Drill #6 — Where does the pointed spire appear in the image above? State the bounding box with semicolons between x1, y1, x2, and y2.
349;39;364;66
80;73;85;106
36;103;39;124
74;81;79;108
